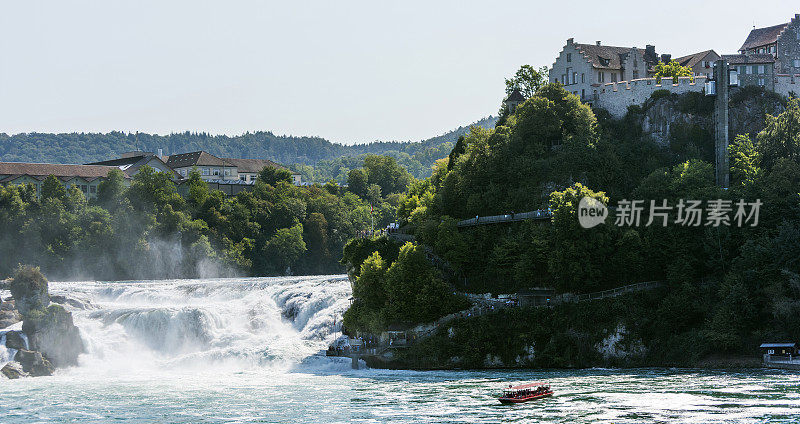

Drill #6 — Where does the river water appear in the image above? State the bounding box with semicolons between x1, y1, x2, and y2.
1;276;798;423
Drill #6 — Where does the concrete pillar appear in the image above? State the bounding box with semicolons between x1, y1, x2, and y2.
351;354;359;370
714;60;730;188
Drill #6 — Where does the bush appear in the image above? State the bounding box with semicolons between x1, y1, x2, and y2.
9;265;49;315
650;89;672;102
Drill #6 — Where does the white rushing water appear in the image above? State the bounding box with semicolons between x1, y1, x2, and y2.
52;275;354;374
2;276;800;423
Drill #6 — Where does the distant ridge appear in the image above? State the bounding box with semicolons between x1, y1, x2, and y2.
0;116;496;179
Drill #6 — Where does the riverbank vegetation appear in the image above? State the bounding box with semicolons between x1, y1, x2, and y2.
0;155;410;280
347;75;800;366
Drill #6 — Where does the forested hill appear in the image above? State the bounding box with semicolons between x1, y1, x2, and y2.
0;116;497;180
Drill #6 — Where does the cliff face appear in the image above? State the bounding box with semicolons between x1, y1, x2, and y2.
626;88;786;149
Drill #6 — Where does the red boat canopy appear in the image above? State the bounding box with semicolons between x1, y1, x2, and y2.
507;382;548;391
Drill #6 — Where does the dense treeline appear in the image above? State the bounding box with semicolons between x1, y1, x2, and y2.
0;155;412;280
0;117;496;181
348;76;800;362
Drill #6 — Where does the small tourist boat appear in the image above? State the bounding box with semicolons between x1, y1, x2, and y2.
498;382;553;404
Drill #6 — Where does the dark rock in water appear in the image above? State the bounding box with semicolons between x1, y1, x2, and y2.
9;267;50;316
14;349;54;377
1;298;15;311
1;361;28;379
0;309;22;329
50;295;90;310
5;330;26;350
23;304;85;367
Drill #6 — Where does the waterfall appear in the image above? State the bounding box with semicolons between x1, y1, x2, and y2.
45;275;353;373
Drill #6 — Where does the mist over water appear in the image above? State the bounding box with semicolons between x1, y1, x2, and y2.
1;276;799;423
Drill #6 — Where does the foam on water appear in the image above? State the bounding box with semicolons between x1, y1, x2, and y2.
3;277;800;423
47;275;352;374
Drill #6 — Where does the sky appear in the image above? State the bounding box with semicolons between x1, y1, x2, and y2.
0;1;798;145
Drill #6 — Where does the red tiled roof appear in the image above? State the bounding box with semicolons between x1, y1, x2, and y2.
0;162;126;181
165;151;234;168
739;23;788;51
574;43;653;70
723;53;775;65
675;50;719;68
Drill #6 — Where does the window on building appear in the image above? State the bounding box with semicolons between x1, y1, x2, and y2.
239;175;246;181
561;74;566;84
202;168;209;176
611;72;617;82
746;66;752;75
224;169;230;176
581;73;585;83
566;53;572;62
572;72;577;84
794;59;800;68
581;89;585;99
633;70;639;79
89;185;96;194
213;169;220;176
768;349;775;354
758;65;765;74
599;71;604;82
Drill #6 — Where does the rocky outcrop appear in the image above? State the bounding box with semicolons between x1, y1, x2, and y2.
1;361;28;379
7;266;85;372
23;304;84;367
633;88;786;148
14;349;55;377
0;299;22;329
9;266;50;316
50;295;92;310
4;330;26;350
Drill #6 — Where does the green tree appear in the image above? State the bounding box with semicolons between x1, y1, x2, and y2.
263;223;307;274
347;168;368;198
258;166;294;186
505;65;548;98
654;60;693;83
40;175;66;201
363;155;412;196
96;169;126;208
757;98;800;170
548;183;612;293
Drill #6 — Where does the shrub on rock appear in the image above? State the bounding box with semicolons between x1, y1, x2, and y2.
9;266;50;316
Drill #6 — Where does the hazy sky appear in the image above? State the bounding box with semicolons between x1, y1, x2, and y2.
1;1;797;144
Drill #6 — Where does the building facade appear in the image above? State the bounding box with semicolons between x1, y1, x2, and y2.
88;151;179;180
163;150;301;185
739;14;800;75
675;50;721;79
550;38;659;102
723;53;776;90
0;162;131;199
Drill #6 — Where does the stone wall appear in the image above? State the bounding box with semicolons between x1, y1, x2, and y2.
594;75;708;118
775;73;800;97
776;14;800;74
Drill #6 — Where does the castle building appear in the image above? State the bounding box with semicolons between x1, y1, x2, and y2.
739;14;800;75
722;53;776;90
549;38;660;102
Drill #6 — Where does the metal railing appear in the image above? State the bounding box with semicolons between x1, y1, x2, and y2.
571;281;663;302
456;210;552;227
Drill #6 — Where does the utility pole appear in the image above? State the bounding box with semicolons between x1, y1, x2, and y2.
714;59;730;188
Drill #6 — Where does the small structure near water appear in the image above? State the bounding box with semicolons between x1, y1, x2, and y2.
761;342;800;370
